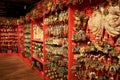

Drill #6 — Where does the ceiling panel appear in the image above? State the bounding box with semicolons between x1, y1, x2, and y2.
0;0;41;18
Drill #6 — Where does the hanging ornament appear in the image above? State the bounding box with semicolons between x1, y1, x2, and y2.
88;4;120;38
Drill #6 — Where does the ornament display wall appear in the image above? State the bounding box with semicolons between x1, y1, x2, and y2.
23;23;31;58
1;0;119;80
68;0;120;80
0;25;18;53
30;0;120;80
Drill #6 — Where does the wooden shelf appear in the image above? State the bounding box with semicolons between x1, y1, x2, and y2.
32;39;43;43
0;41;17;42
32;56;44;64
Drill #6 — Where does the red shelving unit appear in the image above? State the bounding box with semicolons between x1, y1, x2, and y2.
0;25;19;54
68;1;120;80
1;0;119;80
30;19;44;79
23;23;31;58
32;39;43;43
39;0;120;80
18;24;25;56
68;5;75;80
32;56;44;64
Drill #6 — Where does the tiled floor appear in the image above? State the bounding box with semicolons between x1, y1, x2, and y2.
0;56;42;80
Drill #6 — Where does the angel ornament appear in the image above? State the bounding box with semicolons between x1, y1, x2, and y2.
88;5;120;40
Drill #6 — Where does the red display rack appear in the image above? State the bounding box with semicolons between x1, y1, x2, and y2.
18;24;25;56
17;22;33;72
30;20;44;79
1;0;119;80
38;0;120;80
68;1;120;80
23;23;31;58
0;25;19;54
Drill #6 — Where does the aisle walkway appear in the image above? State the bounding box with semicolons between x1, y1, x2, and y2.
0;56;42;80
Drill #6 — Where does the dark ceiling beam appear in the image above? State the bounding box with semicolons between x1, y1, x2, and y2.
5;3;27;7
0;1;5;5
0;1;27;9
0;13;23;17
28;0;41;4
0;6;6;8
0;13;7;16
0;12;6;13
0;0;42;18
0;9;5;11
2;0;40;5
0;10;6;12
2;0;27;4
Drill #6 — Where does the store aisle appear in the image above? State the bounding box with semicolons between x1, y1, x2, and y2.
0;56;42;80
